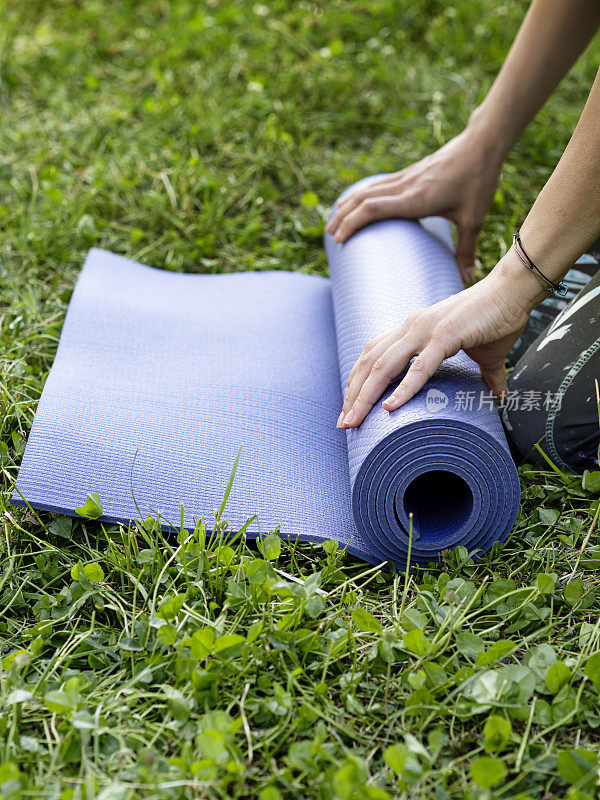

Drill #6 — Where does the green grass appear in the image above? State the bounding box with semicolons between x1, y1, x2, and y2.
2;1;600;798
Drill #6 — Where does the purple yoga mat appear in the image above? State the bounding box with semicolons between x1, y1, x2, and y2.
13;181;520;568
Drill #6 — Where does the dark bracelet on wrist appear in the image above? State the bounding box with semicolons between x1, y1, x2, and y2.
512;230;568;297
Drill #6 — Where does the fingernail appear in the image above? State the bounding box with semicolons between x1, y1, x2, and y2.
383;395;397;409
336;411;343;427
342;409;354;426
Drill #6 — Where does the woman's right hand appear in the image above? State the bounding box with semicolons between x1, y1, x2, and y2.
325;128;505;283
337;248;547;429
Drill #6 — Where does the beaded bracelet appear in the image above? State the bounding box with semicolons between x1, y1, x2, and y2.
512;230;568;296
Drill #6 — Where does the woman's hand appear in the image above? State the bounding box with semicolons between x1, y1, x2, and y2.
337;251;546;429
325;128;505;282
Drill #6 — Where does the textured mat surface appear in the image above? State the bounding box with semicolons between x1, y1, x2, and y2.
14;182;520;568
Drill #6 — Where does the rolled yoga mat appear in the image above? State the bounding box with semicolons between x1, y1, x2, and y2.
14;181;520;568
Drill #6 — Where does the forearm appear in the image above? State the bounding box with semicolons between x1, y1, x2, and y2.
495;66;600;310
467;0;600;159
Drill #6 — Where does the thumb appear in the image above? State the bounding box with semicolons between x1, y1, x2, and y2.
479;361;509;399
455;223;480;284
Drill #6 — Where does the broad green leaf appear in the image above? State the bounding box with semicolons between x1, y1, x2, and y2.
403;732;430;760
470;756;506;788
259;788;282;800
159;593;186;620
545;661;571;694
364;789;391;800
163;686;192;722
259;533;281;561
485;578;516;604
117;636;144;652
403;629;429;657
445;578;478;605
384;744;422;785
48;516;73;539
455;631;485;658
498;664;536;704
533;698;553;726
528;643;557;680
304;571;321;596
582;469;600;492
332;755;369;798
352;608;382;634
536;573;556;594
71;710;96;731
214;633;246;659
428;727;447;759
476;639;515;666
483;714;511;753
157;624;178;646
423;661;446;688
246;558;274;584
580;622;596;649
467;670;499;707
0;762;22;797
1;650;30;670
557;749;597;789
44;690;76;714
277;613;294;631
247;621;263;644
186;628;215;659
564;578;585;605
400;608;427;631
322;539;338;555
408;671;426;690
583;651;600;688
71;562;104;582
306;595;324;619
75;492;103;519
537;507;559;526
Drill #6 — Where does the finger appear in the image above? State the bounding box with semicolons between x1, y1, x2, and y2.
344;315;418;398
337;388;349;425
334;171;408;208
326;176;410;235
342;338;420;427
339;334;402;426
333;192;421;243
455;223;480;284
383;343;446;411
479;361;508;399
344;328;403;395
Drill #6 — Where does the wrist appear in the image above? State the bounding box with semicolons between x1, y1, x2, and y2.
466;105;514;165
490;248;550;314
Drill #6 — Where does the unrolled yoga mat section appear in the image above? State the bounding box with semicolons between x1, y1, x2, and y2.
13;251;359;553
13;183;520;568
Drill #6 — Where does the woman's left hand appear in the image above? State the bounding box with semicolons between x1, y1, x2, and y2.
337;252;543;429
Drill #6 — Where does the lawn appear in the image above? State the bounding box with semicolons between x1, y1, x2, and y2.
1;1;600;798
